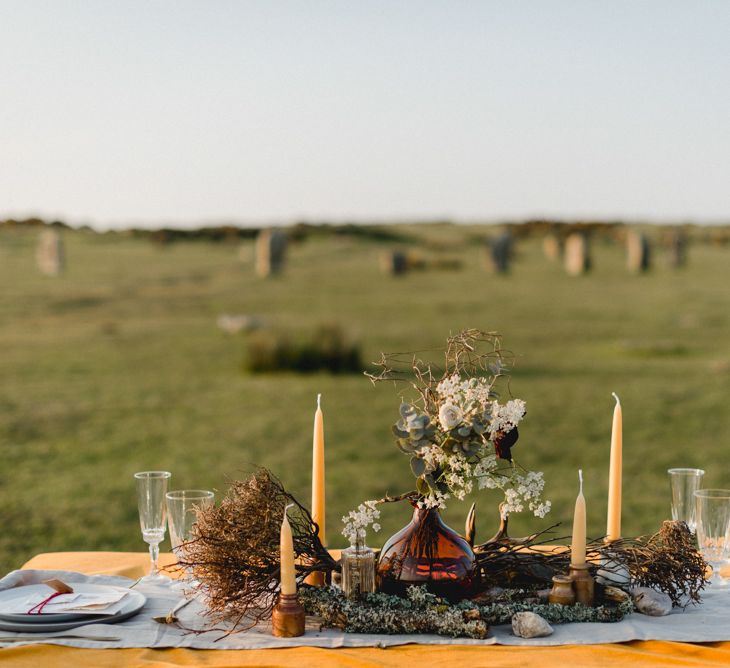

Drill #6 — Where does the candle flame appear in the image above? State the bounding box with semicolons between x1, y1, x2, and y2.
579;469;583;494
317;393;322;409
612;392;620;406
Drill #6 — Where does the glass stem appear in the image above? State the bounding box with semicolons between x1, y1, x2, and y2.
149;542;160;576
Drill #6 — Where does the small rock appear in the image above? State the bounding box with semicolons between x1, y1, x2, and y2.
511;612;554;638
632;587;672;616
596;558;631;586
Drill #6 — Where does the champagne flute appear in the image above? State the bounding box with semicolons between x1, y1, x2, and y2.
135;471;172;583
694;489;730;586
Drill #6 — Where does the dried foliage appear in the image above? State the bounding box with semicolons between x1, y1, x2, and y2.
474;519;707;607
177;468;338;629
600;521;707;606
365;328;512;411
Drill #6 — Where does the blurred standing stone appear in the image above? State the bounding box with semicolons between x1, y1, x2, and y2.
543;233;563;262
668;229;688;268
564;233;591;276
255;229;287;277
380;250;407;275
36;229;65;276
485;233;512;273
626;231;651;273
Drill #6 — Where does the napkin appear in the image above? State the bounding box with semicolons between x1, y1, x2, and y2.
4;589;128;616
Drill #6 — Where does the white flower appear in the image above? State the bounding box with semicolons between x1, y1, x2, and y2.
488;399;526;434
341;499;381;544
439;403;463;430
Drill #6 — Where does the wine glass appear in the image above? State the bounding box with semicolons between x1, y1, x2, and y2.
694;489;730;586
668;468;705;533
134;471;172;583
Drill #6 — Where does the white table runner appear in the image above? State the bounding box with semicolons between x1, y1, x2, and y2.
0;570;727;649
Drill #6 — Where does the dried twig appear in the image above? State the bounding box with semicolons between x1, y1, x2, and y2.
176;468;338;629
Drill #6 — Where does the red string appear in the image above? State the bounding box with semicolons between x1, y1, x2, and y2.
27;591;64;615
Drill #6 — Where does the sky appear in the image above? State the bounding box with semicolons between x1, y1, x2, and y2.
1;1;729;229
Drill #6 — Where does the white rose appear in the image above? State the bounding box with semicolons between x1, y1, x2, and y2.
438;403;463;430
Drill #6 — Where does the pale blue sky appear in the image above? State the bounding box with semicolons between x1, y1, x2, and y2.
1;1;729;228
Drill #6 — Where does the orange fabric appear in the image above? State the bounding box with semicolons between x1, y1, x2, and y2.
0;552;727;667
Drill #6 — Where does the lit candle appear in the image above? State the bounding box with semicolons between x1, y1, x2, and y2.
606;392;622;541
280;504;297;596
571;470;586;567
312;393;326;546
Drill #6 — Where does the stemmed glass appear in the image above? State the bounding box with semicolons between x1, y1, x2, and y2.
668;468;705;533
134;471;172;583
694;489;730;586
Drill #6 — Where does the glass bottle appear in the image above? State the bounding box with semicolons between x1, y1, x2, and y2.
377;504;477;601
341;538;376;599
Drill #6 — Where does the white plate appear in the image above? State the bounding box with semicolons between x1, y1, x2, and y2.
0;584;130;622
0;585;146;633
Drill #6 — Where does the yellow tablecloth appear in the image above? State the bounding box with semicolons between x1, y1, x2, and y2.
0;552;727;667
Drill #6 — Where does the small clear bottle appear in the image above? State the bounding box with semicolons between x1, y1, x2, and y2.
340;539;376;599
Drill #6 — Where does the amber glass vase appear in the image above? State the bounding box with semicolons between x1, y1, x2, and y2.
376;504;477;601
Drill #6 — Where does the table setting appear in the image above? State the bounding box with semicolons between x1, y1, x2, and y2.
1;330;730;655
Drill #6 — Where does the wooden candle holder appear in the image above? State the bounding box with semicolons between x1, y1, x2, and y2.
548;575;576;606
272;593;306;638
569;563;595;606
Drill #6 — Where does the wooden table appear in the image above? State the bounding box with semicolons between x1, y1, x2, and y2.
1;551;728;667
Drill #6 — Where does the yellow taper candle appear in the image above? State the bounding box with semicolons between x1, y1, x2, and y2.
280;504;297;596
312;393;326;545
606;392;622;541
571;470;587;567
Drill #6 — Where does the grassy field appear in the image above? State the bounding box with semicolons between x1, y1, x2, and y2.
1;224;729;575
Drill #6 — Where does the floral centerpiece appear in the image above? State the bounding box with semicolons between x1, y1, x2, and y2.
174;329;707;635
340;329;551;600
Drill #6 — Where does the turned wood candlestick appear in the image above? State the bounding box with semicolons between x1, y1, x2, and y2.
548;575;575;606
272;593;305;638
569;563;595;606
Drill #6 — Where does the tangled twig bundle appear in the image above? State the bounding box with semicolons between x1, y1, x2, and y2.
178;468;337;629
473;518;706;607
364;328;512;411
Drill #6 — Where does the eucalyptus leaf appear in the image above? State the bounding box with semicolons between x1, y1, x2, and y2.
396;439;416;454
392;424;409;439
399;403;415;418
410;457;426;477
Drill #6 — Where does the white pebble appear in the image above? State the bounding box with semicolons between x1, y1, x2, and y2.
632;587;672;616
596;558;631;586
511;611;554;638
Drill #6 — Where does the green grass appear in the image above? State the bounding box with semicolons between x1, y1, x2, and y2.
1;225;729;574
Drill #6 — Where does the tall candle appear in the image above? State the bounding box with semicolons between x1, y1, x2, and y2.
312;394;326;546
606;392;622;541
280;504;297;596
571;470;587;567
